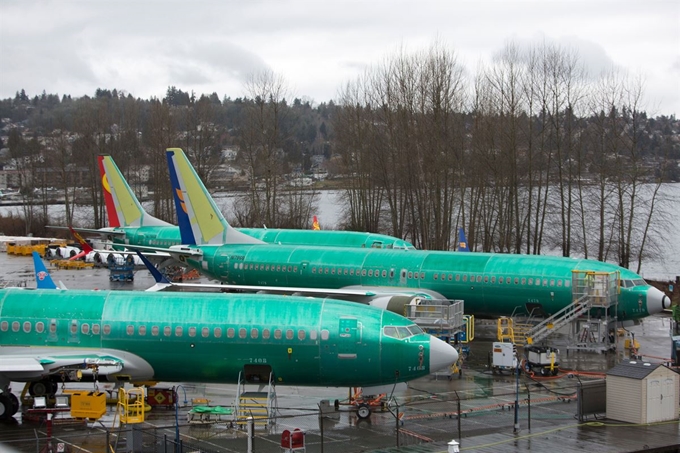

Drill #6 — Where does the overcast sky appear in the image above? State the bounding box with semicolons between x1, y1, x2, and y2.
1;0;678;115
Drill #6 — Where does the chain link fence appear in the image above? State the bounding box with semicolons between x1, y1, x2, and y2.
3;378;587;453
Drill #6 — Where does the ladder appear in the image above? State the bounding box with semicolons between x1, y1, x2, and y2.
525;295;591;345
235;372;276;428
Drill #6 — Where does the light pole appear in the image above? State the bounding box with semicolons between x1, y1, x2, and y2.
513;354;520;433
174;385;188;451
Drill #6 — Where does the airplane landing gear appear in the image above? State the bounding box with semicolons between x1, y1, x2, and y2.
0;390;19;421
28;380;58;398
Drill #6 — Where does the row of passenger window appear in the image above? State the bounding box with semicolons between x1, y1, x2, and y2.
435;273;570;288
0;320;99;335
148;240;179;247
0;319;328;342
230;261;571;288
233;262;299;273
118;325;324;341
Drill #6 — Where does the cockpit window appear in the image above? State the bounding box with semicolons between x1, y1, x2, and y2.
383;326;397;338
383;324;424;339
391;240;416;250
396;326;411;338
407;324;424;336
620;279;646;288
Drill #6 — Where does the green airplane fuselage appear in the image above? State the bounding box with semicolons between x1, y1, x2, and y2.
0;288;441;387
178;244;660;321
112;226;414;250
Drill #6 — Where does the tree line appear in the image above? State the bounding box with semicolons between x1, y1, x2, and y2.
1;41;677;272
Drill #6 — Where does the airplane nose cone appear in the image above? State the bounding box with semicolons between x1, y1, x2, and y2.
646;287;670;315
429;336;459;372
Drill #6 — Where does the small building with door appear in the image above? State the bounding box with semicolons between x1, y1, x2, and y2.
606;360;679;424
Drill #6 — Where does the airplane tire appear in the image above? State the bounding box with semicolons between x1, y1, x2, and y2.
8;393;19;415
357;403;371;419
0;393;12;420
28;380;56;397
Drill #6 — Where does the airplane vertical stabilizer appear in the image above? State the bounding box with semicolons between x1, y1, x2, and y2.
98;155;172;228
457;227;470;252
32;251;58;290
166;148;263;246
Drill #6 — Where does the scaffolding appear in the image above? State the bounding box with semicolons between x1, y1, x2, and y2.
404;299;464;341
523;271;619;353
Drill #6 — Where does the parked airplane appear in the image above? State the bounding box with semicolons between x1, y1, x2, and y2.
0;288;458;420
150;148;670;323
93;155;414;250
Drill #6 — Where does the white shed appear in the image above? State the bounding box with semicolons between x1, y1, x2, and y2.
606;360;679;424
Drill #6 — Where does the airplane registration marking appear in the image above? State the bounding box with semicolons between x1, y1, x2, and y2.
249;358;268;364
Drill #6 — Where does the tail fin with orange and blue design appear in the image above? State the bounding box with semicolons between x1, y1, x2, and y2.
457;227;470;252
166;148;263;246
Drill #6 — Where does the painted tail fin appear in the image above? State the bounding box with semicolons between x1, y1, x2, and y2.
98;155;172;228
68;226;94;261
457;227;470;252
166;148;263;246
312;215;320;230
32;251;59;289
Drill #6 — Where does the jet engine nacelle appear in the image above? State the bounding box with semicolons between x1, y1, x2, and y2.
57;246;79;258
368;295;429;314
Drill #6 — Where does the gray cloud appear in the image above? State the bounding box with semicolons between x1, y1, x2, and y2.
1;0;678;114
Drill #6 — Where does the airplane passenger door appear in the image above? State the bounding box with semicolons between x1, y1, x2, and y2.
400;269;407;285
216;254;229;281
337;317;359;360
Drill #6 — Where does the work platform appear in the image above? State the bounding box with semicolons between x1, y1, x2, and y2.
504;271;622;354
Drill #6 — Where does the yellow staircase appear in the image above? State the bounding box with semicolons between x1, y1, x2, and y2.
237;392;271;426
235;372;276;428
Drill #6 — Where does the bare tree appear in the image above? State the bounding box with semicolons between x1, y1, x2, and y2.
335;78;385;232
335;42;467;249
180;94;223;185
235;70;316;228
145;99;177;222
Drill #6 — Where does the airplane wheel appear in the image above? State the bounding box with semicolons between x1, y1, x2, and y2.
356;403;371;419
7;393;19;415
29;380;56;397
0;394;12;420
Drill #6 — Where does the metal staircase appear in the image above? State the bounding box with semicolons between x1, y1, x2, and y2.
524;271;619;348
525;296;591;345
235;372;277;428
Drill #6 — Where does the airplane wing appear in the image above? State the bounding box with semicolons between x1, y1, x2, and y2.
46;225;126;238
110;243;203;258
146;280;445;302
124;244;445;302
0;350;124;381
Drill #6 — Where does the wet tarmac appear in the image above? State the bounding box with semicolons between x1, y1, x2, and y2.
0;251;679;452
